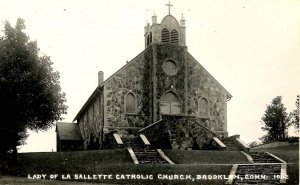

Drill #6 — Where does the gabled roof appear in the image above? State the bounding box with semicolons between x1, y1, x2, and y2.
73;45;232;122
72;85;103;122
56;122;82;141
73;49;147;122
188;52;232;99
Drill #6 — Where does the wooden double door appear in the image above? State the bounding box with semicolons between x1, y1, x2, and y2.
159;91;181;115
160;101;181;115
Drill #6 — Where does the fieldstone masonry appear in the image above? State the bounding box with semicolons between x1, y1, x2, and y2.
67;12;232;151
187;54;228;133
140;115;221;150
104;49;152;129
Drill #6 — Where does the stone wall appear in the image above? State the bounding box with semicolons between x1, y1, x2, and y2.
154;44;187;118
103;132;124;149
223;135;250;151
77;47;155;149
76;43;230;150
140;115;219;150
78;94;103;150
186;53;228;133
103;47;153;138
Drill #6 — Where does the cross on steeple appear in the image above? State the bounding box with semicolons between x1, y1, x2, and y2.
165;1;173;15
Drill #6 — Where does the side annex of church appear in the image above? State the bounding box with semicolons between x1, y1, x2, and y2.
56;8;248;153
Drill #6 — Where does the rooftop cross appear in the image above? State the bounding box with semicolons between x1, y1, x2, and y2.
165;1;173;15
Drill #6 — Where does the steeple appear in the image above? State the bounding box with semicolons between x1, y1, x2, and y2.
144;11;186;48
180;14;186;27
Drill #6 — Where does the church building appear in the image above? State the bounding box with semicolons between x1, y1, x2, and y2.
56;4;248;154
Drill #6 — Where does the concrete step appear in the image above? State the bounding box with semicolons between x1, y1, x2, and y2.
249;152;281;163
124;137;168;164
232;152;282;185
122;135;169;164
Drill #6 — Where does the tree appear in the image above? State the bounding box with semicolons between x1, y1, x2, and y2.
248;141;259;148
290;95;299;129
0;19;67;157
260;96;290;143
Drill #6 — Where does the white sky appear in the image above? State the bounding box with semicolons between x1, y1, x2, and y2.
0;0;299;152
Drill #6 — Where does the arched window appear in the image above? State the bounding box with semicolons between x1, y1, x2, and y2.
149;32;152;44
147;35;150;47
125;92;137;114
161;28;170;43
199;98;209;116
170;29;179;44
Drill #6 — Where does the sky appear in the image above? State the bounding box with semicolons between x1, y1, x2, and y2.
0;0;299;152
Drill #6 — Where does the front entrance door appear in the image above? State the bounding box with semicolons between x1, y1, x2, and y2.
160;101;170;114
160;91;181;115
171;102;181;114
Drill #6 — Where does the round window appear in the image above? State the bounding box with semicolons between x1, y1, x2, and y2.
163;60;177;76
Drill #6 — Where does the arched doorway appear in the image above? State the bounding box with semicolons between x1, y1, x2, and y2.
160;91;181;115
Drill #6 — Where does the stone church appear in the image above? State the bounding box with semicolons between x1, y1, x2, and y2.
56;6;248;154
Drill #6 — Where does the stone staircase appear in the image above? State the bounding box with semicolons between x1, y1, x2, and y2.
250;152;280;163
123;137;168;164
223;139;240;151
233;164;281;184
133;148;168;164
231;152;283;185
222;135;250;152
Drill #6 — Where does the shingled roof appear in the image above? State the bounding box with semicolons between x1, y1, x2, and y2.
56;122;82;141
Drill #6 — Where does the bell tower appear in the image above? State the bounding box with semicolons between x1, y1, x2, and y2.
144;3;189;123
144;3;186;48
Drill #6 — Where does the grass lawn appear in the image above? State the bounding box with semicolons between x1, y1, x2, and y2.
1;164;231;185
0;149;238;185
1;146;297;184
0;174;115;185
251;144;299;185
1;145;297;185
